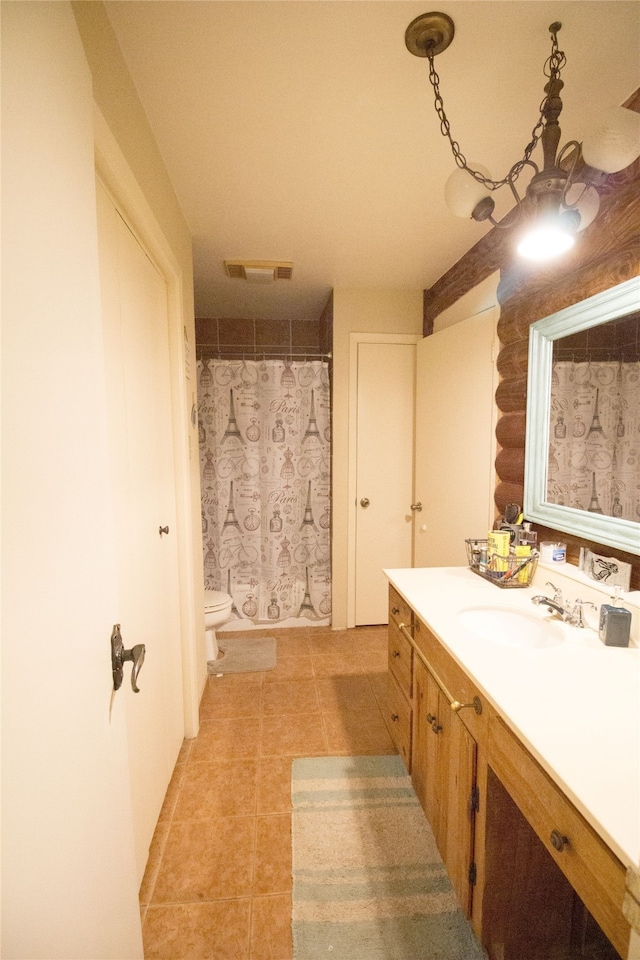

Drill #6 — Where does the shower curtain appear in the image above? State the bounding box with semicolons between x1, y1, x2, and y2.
548;359;640;521
197;358;331;625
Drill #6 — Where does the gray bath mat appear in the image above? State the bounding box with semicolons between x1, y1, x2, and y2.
207;636;276;675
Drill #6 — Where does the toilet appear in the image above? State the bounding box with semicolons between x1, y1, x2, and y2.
204;589;233;661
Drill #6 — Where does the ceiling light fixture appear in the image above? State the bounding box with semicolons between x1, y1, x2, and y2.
405;13;640;262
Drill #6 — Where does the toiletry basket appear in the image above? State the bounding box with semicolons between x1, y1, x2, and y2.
465;539;539;588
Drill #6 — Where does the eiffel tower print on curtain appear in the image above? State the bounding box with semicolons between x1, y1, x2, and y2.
303;389;321;442
222;388;243;442
300;480;317;531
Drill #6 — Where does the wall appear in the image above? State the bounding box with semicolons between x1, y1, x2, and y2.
331;287;423;627
196;299;332;359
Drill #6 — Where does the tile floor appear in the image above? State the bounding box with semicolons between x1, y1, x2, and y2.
139;624;394;960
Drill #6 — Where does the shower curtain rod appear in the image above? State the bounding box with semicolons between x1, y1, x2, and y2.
199;351;332;362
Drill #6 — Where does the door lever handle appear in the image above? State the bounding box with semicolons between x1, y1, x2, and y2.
111;624;146;693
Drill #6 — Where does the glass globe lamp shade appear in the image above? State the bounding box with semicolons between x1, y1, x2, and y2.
563;183;600;232
444;164;493;219
581;106;640;174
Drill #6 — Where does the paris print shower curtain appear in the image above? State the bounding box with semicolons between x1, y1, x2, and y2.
197;358;331;625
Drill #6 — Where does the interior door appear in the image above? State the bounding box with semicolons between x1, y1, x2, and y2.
97;181;184;884
414;309;498;568
355;340;416;625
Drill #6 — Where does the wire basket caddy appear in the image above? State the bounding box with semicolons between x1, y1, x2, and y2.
465;539;539;588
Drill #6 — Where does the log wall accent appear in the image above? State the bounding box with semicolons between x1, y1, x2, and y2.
423;91;640;589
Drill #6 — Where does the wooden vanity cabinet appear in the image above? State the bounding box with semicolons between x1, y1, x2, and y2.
487;713;629;959
386;585;630;959
386;587;414;769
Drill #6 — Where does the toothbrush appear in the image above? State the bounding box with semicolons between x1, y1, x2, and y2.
499;551;538;582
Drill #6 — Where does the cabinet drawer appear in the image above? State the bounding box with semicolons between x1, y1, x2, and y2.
386;673;412;771
388;619;413;697
489;713;629;958
389;586;413;629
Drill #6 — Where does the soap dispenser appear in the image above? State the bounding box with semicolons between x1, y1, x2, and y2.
599;587;631;647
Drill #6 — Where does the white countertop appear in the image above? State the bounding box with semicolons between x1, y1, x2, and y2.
385;565;640;869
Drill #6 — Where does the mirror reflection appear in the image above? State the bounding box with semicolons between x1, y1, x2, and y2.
548;311;640;522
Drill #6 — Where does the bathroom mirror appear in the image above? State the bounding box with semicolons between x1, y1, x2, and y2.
524;275;640;556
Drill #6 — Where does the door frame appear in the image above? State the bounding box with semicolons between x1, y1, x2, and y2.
93;104;200;737
347;332;420;628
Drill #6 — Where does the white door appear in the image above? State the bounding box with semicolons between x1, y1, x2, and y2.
97;182;184;883
355;341;416;624
2;5;143;954
414;308;498;568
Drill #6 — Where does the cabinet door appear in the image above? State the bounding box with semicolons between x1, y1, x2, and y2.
444;711;477;916
412;656;478;917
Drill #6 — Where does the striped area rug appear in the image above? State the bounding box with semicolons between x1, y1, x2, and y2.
291;755;486;960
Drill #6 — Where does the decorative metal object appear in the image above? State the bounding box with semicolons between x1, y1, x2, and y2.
406;13;640;260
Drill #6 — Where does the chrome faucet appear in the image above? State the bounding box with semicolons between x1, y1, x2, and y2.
531;582;594;628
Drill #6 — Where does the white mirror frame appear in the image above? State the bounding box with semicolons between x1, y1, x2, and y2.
524;275;640;556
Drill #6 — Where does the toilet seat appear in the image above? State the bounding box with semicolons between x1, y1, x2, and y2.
204;589;232;613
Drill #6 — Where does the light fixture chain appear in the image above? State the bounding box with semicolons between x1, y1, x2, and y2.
426;24;566;192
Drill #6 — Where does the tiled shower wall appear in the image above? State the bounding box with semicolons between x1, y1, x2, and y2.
195;294;333;360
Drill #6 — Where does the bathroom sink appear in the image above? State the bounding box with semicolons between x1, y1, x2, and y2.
457;605;564;649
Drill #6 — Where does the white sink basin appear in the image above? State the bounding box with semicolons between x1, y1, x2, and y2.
457;605;564;649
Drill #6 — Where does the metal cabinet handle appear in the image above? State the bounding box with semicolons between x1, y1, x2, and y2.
390;713;399;722
410;502;423;512
159;525;170;536
111;624;146;693
426;713;436;725
360;497;370;508
451;696;483;715
550;829;569;852
392;650;401;658
431;721;443;734
391;606;400;616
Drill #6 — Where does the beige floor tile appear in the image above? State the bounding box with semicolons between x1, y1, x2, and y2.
309;632;354;656
256;758;294;815
316;674;379;712
250;894;293;960
253;816;292;896
143;899;251;960
260;713;327;757
271;634;311;656
174;760;258;820
260;679;320;716
367;670;389;704
200;683;263;720
263;654;314;683
152;818;255;903
323;710;396;755
190;718;261;762
311;649;366;677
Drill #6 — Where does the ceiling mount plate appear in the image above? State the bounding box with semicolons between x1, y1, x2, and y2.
405;12;455;58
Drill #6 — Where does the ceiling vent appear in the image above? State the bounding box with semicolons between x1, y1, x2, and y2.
224;260;294;282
